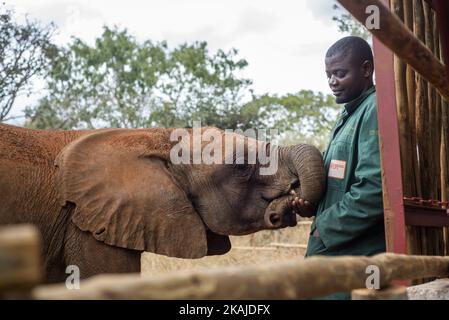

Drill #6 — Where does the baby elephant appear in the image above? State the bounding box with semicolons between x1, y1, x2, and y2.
0;124;325;282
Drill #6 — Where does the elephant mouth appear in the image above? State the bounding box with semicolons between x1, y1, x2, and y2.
263;188;299;229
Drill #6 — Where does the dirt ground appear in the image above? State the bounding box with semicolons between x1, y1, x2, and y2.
141;220;312;275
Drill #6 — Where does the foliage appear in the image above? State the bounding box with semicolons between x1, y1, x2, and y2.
25;27;253;130
0;5;56;121
332;4;371;41
246;91;338;150
22;26;338;150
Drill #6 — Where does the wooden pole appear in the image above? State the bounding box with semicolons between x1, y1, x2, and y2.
431;7;445;258
337;0;449;103
404;0;421;197
403;0;422;254
413;1;429;272
433;10;442;202
443;36;449;255
403;0;420;258
423;1;436;264
32;253;449;300
415;0;430;201
424;1;438;200
441;117;448;206
392;0;414;197
0;224;42;297
352;285;408;300
442;30;449;253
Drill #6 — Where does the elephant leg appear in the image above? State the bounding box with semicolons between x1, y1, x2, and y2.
63;221;141;280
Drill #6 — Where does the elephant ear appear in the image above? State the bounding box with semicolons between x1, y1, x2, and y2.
55;129;208;258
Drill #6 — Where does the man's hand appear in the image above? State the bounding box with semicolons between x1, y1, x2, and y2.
291;197;316;218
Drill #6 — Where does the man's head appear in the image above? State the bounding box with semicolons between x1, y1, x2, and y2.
325;36;374;104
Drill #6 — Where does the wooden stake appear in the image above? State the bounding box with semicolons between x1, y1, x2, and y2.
414;0;426;199
413;0;430;268
424;1;438;199
32;253;449;300
415;0;430;201
404;0;420;197
0;224;42;297
403;0;420;260
442;75;449;254
392;0;414;196
433;10;442;202
439;27;448;208
430;7;445;258
352;285;408;300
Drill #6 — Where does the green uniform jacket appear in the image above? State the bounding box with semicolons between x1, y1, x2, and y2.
306;86;386;258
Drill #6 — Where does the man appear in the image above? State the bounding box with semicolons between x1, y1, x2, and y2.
292;36;386;299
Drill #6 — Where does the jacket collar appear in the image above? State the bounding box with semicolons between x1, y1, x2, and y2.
344;85;376;115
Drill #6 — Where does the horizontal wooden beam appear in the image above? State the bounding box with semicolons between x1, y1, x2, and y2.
337;0;449;103
352;285;408;299
32;253;449;299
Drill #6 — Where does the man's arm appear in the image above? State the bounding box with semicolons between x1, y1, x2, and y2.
313;103;383;251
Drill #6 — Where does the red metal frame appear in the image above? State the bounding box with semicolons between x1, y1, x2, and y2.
372;0;408;254
404;203;449;227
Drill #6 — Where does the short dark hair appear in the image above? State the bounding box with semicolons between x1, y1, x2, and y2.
326;36;373;66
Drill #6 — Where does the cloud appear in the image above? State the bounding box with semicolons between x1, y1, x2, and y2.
305;0;339;26
233;6;278;37
294;41;330;58
161;6;278;51
162;25;232;50
5;0;341;117
8;0;104;45
9;0;102;29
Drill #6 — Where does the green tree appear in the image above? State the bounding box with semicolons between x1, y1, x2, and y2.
0;5;56;121
24;25;338;151
332;4;371;41
245;91;338;150
25;27;253;130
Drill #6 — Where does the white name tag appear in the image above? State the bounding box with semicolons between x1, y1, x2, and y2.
328;159;346;179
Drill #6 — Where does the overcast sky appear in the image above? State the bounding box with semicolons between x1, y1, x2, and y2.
6;0;345;121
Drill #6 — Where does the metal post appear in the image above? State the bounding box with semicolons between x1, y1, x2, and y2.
372;0;408;254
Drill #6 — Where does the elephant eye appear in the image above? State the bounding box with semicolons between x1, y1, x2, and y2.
290;179;300;189
233;162;249;170
232;160;257;179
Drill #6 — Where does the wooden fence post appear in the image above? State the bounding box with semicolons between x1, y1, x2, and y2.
32;253;449;300
0;224;42;298
351;285;408;300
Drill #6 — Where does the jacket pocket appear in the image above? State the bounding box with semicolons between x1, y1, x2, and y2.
327;141;350;191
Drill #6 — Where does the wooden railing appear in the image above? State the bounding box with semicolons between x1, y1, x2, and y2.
1;225;449;300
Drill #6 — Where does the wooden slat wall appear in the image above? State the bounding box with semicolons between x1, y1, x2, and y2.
392;0;448;280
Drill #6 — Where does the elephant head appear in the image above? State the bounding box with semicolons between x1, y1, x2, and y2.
55;127;325;260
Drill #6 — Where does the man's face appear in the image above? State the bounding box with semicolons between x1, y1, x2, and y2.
325;52;370;104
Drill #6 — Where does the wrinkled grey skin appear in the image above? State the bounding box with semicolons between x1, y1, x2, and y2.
0;124;325;282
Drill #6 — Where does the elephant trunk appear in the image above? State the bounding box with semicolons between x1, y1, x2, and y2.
281;144;326;205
